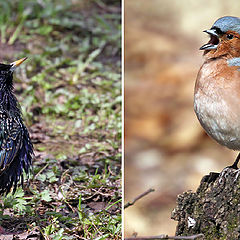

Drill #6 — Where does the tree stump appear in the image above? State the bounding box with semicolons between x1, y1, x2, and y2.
171;168;240;240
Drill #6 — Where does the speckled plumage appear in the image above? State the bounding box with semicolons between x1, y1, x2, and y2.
0;60;33;194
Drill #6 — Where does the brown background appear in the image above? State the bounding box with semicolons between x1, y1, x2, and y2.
124;0;240;237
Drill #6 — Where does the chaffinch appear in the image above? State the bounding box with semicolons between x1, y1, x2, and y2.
194;16;240;168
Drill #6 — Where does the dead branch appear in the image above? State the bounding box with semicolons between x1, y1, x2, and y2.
124;188;155;209
124;233;204;240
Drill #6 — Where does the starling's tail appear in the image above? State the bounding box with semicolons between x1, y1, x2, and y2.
0;132;33;195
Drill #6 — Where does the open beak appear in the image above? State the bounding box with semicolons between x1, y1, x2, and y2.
10;57;27;70
199;29;219;50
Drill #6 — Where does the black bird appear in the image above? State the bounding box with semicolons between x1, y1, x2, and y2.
0;57;33;194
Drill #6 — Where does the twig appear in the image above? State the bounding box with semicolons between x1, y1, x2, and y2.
33;163;49;180
124;233;204;240
124;188;155;209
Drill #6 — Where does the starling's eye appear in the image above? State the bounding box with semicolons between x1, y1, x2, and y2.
227;34;234;40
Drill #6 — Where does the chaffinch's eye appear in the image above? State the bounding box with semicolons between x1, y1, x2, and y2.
227;34;234;39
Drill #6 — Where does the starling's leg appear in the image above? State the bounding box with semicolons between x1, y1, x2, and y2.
230;152;240;169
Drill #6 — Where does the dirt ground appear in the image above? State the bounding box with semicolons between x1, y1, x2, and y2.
0;1;121;239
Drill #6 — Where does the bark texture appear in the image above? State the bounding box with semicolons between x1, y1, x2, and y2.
171;168;240;240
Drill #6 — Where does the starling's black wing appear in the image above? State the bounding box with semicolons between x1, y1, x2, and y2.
0;126;22;173
0;118;33;194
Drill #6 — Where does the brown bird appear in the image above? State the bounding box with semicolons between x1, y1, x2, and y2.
194;16;240;169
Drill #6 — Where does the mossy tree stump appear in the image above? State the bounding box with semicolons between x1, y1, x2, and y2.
171;168;240;239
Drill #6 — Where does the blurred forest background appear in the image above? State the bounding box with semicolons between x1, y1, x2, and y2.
0;0;121;239
125;0;240;237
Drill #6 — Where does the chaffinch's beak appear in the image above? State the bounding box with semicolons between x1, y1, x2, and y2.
10;57;27;71
200;29;219;50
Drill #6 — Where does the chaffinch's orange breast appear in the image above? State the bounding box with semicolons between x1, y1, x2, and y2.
194;58;240;150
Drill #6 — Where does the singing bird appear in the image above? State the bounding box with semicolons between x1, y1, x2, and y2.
194;16;240;168
0;57;33;194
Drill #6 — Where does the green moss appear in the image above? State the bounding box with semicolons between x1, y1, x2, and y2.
226;216;238;232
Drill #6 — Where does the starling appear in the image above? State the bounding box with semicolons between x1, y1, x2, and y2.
0;57;33;194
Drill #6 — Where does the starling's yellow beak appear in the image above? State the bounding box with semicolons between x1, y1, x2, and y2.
11;57;27;68
10;57;27;71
